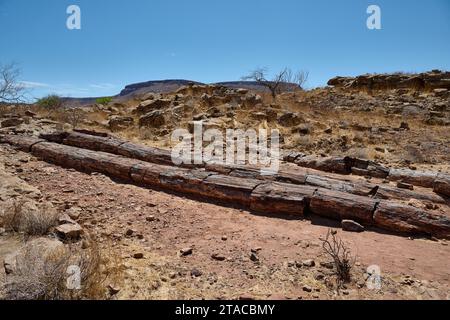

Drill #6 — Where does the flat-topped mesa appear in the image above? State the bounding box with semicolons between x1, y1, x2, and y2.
1;133;450;239
328;70;450;91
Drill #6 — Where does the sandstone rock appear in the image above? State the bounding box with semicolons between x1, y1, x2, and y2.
278;112;303;127
342;220;365;232
136;99;171;114
1;117;24;128
3;238;65;275
108;116;134;132
55;223;83;240
139;110;165;128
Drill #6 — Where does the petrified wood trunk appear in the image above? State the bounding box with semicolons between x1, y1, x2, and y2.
38;131;450;205
2;134;449;239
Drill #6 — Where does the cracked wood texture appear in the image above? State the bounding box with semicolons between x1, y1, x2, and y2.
1;133;449;239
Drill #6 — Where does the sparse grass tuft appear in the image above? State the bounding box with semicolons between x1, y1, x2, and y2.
0;200;59;236
320;229;355;289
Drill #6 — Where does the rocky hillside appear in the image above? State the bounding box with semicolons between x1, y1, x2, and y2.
328;70;450;91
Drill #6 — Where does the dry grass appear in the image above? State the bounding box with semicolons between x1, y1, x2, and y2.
0;200;59;236
2;235;122;300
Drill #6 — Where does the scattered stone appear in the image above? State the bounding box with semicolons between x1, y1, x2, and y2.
221;235;228;241
55;223;83;240
0;227;6;235
107;284;121;295
302;285;313;293
180;247;193;256
211;253;226;261
133;252;144;259
342;220;365;233
400;122;410;130
191;268;202;277
66;207;82;220
146;215;156;222
250;252;259;262
302;259;315;267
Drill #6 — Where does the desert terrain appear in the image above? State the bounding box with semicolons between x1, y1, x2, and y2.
0;71;449;300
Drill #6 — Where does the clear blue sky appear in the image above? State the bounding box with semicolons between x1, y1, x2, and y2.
1;0;449;99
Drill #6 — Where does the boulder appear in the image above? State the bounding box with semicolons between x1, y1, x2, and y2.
342;220;365;232
108;116;134;132
135;99;171;115
3;238;65;275
1;118;24;128
139;110;166;128
278;112;303;127
55;223;83;240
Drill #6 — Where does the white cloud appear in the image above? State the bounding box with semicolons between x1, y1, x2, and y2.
20;81;50;88
89;83;116;90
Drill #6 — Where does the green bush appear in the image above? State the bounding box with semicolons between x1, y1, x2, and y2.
36;95;62;110
95;97;113;105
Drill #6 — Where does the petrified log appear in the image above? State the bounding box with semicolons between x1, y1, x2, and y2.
294;156;350;174
388;168;437;189
38;131;450;205
374;202;450;238
310;189;378;224
250;183;316;216
434;174;450;197
283;148;449;192
2;134;450;238
0;135;45;152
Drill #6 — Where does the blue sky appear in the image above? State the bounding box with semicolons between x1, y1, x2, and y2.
1;0;449;99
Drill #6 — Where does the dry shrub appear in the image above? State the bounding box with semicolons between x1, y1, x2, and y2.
0;200;59;236
320;229;355;288
2;235;122;300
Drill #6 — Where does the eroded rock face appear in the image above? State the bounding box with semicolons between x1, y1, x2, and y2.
328;70;450;90
1;117;24;128
139;110;166;128
108;116;134;132
135;99;172;115
278;112;303;127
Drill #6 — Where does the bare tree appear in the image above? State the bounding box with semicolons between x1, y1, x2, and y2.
0;63;27;103
242;67;308;99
